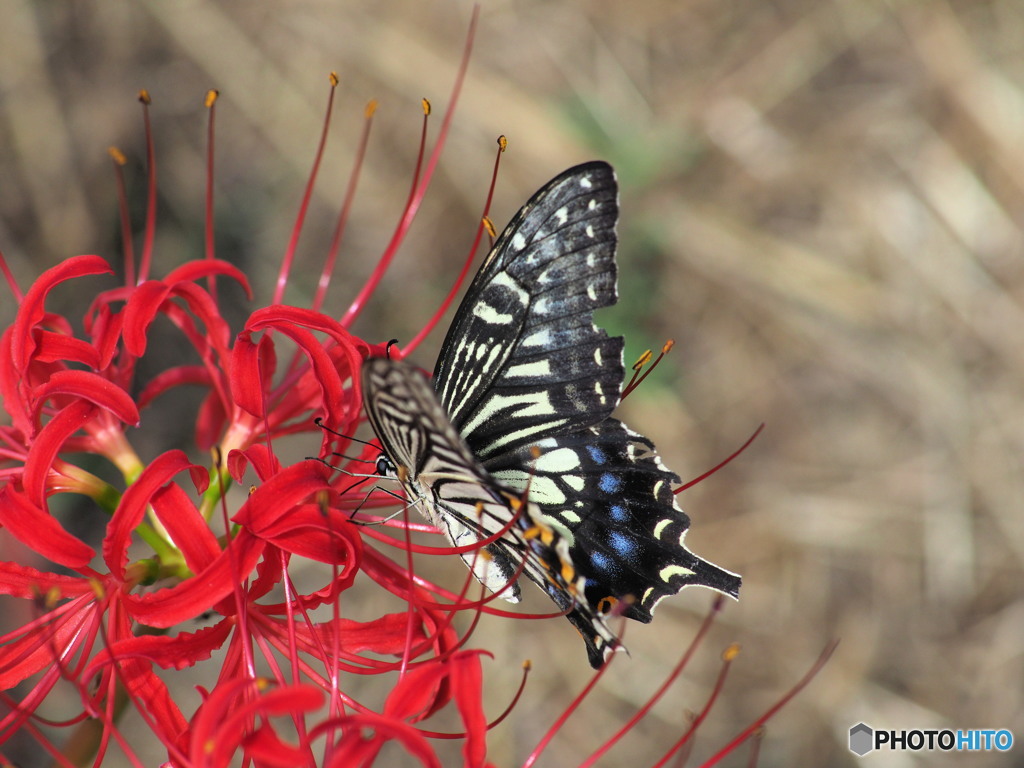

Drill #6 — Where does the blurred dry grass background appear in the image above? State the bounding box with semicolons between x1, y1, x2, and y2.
3;1;1024;766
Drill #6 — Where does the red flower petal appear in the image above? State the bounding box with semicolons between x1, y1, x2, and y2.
104;450;199;578
31;331;101;368
123;530;265;627
87;620;232;676
0;489;96;569
0;560;93;599
31;370;140;427
383;661;447;721
22;399;97;508
150;483;222;572
450;651;489;768
164;259;254;299
122;280;172;357
10;254;112;371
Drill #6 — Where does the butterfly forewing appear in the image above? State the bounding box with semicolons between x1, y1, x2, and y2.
433;162;624;462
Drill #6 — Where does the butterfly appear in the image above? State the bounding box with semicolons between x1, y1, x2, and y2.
361;162;741;668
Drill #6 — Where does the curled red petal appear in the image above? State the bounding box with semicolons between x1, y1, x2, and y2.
232;461;333;532
190;680;322;768
85;620;232;678
122;280;172;357
244;305;368;423
124;529;265;627
316;713;441;768
11;254;112;371
32;370;140;426
104;450;198;578
306;613;424;656
31;331;101;368
150;484;221;572
0;560;93;599
0;327;31;438
229;444;281;483
229;331;264;417
164;259;253;299
89;302;125;369
0;486;95;569
22;399;96;506
384;661;447;721
250;502;362;566
118;656;189;743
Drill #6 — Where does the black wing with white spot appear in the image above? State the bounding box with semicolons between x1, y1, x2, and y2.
433;162;623;462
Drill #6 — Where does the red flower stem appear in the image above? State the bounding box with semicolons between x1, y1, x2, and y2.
137;91;157;285
340;4;480;329
313;99;376;314
699;640;839;767
204;89;219;301
403;134;506;356
675;423;764;494
273;73;339;307
580;598;725;768
651;645;737;768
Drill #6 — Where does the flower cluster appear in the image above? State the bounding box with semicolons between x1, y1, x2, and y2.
0;17;830;766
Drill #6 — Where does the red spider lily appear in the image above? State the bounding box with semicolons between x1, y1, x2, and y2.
0;10;829;766
0;13;500;762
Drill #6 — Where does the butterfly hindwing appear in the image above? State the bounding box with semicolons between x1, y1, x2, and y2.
489;419;741;626
433;162;623;462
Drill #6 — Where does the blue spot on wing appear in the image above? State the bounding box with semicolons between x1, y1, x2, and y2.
609;504;628;522
599;473;622;493
586;445;607;464
590;551;611;571
609;531;635;556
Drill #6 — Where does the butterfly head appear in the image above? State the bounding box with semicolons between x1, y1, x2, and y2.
374;452;399;480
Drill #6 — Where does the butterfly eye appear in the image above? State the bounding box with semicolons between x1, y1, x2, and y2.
375;453;397;478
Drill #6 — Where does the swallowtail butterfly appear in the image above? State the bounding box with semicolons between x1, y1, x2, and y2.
361;162;741;667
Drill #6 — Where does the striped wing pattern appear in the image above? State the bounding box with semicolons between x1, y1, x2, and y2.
362;358;619;657
362;162;741;668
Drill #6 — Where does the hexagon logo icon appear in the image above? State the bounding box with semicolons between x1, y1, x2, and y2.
849;722;874;756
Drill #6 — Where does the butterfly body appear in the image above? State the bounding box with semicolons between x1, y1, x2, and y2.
362;162;740;667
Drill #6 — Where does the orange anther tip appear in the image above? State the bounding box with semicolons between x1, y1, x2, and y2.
329;72;339;87
421;98;431;116
138;89;151;105
205;90;219;108
523;660;532;671
107;147;127;165
529;445;542;459
662;339;675;353
497;135;508;151
482;216;496;239
365;100;378;118
722;643;741;661
632;349;653;370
